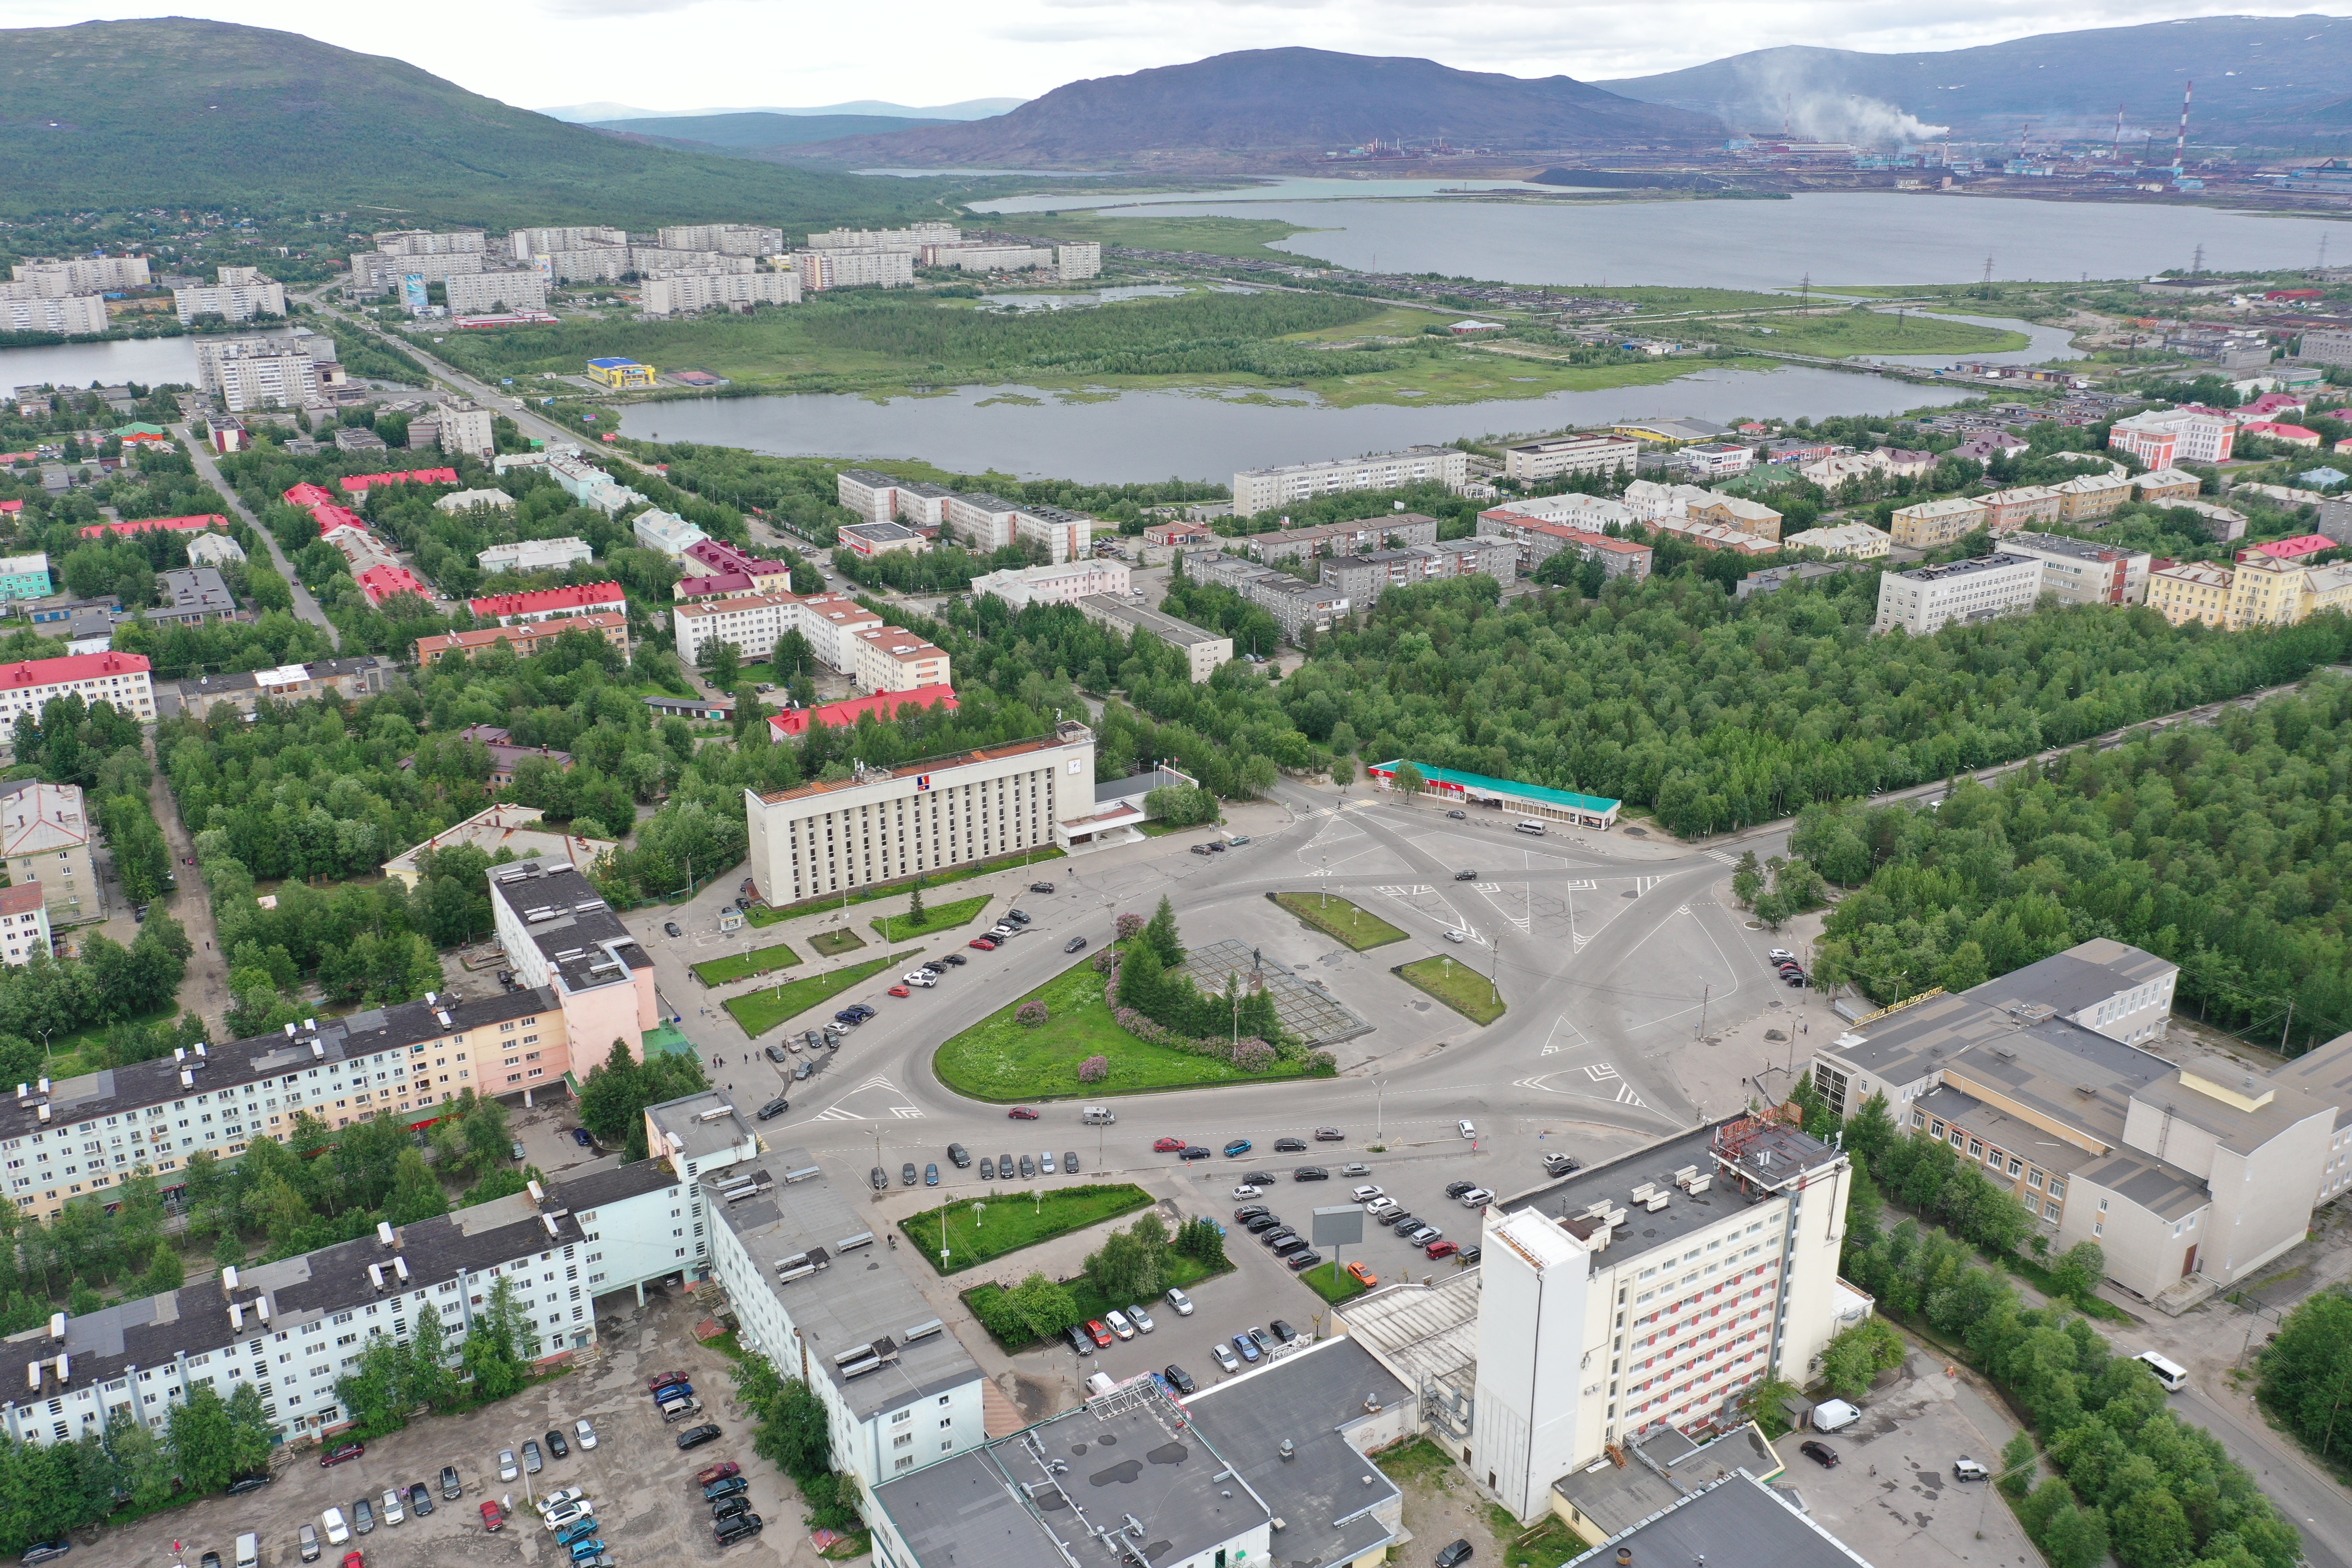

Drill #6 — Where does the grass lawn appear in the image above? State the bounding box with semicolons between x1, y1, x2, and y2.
746;847;1064;925
1397;955;1507;1026
962;1250;1228;1350
1311;348;1760;409
724;948;922;1037
932;959;1325;1101
1706;306;2027;359
690;937;805;985
1375;1435;1460;1486
870;893;991;943
809;927;867;958
1274;891;1407;950
1299;1260;1368;1305
897;1183;1155;1274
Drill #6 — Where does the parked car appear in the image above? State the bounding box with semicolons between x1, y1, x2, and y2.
1437;1539;1475;1567
227;1474;271;1495
1286;1248;1323;1270
1064;1324;1093;1356
1040;1151;1056;1174
705;1476;750;1502
1231;1333;1261;1363
1376;1208;1413;1227
409;1482;434;1516
1541;1153;1580;1177
1426;1239;1460;1259
969;937;998;950
1273;1136;1307;1153
538;1488;585;1515
1179;1146;1212;1161
478;1500;506;1532
1268;1320;1298;1344
697;1461;742;1487
711;1494;753;1522
571;1127;594;1147
545;1427;570;1460
300;1525;322;1562
758;1096;790;1121
762;1044;787;1064
948;1142;971;1167
652;1379;693;1402
1232;1183;1264;1200
1006;910;1032;925
1223;1139;1253;1157
20;1544;71;1566
664;922;682;937
1106;1310;1135;1340
1085;1320;1114;1348
1126;1303;1155;1333
1799;1440;1840;1468
1211;1341;1241;1373
1458;1188;1494;1207
1162;1363;1197;1395
901;1162;919;1186
381;1486;405;1525
544;1505;590;1532
1190;844;1212;856
1314;1127;1344;1141
870;1166;888;1191
1007;1106;1040;1120
321;1442;365;1468
980;1156;996;1179
497;1449;519;1482
510;1140;526;1161
1346;1262;1378;1288
440;1466;462;1500
1458;1246;1483;1265
1154;1136;1188;1152
1292;1166;1329;1181
925;1163;940;1185
1342;1161;1371;1176
1244;1214;1283;1233
1269;1235;1310;1256
677;1424;723;1451
1064;1151;1080;1173
1031;881;1056;893
1352;1185;1385;1202
714;1515;763;1546
1454;869;1477;881
1016;1154;1035;1176
1235;1204;1270;1221
1953;1458;1990;1482
1458;1120;1477;1139
887;985;911;998
353;1498;375;1534
1401;1223;1442;1245
556;1521;601;1547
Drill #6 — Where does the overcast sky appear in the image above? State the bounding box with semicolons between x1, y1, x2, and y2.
15;2;2329;111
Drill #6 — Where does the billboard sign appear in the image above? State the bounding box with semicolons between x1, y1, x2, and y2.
400;273;429;316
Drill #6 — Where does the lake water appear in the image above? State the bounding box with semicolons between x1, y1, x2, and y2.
0;330;300;396
979;184;2348;292
619;364;1973;484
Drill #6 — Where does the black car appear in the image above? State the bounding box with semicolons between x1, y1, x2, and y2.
441;1465;463;1500
677;1423;723;1450
705;1476;751;1502
1019;1154;1036;1178
870;1166;888;1191
997;1152;1012;1175
980;1156;997;1179
1799;1440;1839;1467
1065;936;1089;953
715;1513;764;1546
1064;1324;1094;1356
409;1481;434;1516
1445;1179;1478;1198
1179;1146;1212;1161
1436;1539;1475;1568
1030;882;1056;893
902;1162;919;1186
1292;1166;1329;1181
664;922;683;937
1269;1235;1310;1256
1285;1249;1323;1270
225;1474;271;1496
941;952;967;966
546;1427;570;1459
21;1544;70;1567
1006;910;1031;925
1259;1225;1297;1245
1064;1151;1080;1173
1268;1319;1298;1343
947;1143;971;1168
1273;1136;1307;1153
1243;1213;1283;1232
764;1044;788;1063
1234;1204;1270;1222
1378;1210;1415;1228
1162;1363;1197;1395
712;1494;753;1523
1458;1245;1483;1265
1454;869;1477;881
758;1096;790;1121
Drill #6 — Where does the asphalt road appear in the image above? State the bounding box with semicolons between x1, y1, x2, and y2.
175;420;339;645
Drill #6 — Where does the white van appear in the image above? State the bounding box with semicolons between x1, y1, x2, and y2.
2136;1351;2188;1392
236;1532;261;1568
1514;820;1547;836
1810;1399;1861;1432
324;1507;351;1545
1082;1106;1117;1126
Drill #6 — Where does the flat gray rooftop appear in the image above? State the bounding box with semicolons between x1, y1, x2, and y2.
1553;1424;1783;1539
1188;1337;1406;1568
1565;1470;1872;1568
1500;1121;1803;1268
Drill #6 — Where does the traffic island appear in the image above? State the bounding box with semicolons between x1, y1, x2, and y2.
723;947;924;1036
1272;891;1408;950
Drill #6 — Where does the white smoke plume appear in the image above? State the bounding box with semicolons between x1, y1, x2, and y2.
1714;57;1948;144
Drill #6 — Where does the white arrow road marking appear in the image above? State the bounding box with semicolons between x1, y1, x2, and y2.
1568;880;1597;892
1583;1063;1620;1082
891;1106;925;1119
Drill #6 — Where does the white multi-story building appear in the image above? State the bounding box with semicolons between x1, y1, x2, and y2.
787;250;915;291
747;720;1133;903
1233;446;1470;516
969;558;1132;608
374;229;487;256
443;270;549;316
835;469;906;523
1997;532;2151;606
1486;493;1639;532
1471;1114;1853;1521
1056;242;1101;282
10;256;150;294
476;537;592;574
0;884;52;967
655;225;785;256
1620;480;1717;523
534;248;630;284
1780;523;1890;559
0;652;154;729
2109;407;2238;466
1872;553;2046;636
1503;434;1640;483
851;625;951;694
2;296;109;335
943;492;1022;549
1666;442;1754;481
631;508;708;557
193;339;323;412
640;270;801;318
172;275;285;325
673;591;807;670
0;779;99;925
431;401;496;460
487;858;657;1070
628;248;754;278
348;249;484;291
545;454;646;516
922;242;1053;272
508;227;627;259
804;224;960;251
1015;504;1094;564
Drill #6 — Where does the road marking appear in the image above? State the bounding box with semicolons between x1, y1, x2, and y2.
1541;1016;1594;1058
1704;848;1738;865
1635;876;1663;896
1568;880;1596;891
1616;1082;1648;1107
890;1106;925;1119
1583;1063;1620;1082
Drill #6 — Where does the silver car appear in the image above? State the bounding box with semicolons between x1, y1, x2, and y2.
498;1448;520;1482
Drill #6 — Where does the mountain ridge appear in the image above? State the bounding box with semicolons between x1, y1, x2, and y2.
541;98;1022;123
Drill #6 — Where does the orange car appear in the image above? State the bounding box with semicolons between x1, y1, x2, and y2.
1346;1262;1378;1289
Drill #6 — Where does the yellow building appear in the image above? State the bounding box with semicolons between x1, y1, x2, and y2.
1887;496;1990;548
1692;494;1783;541
2052;472;2132;523
585;356;656;389
2146;560;2235;627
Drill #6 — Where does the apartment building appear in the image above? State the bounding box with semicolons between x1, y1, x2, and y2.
2053;472;2133;523
1620;481;1718;524
2135;469;2204;505
1886;496;1991;548
1320;549;1437;607
1418;535;1522;582
852;626;951;694
967;558;1131;609
530;248;629;284
1056;242;1102;282
1810;939;2352;1302
1873;553;2046;635
630;508;707;557
193;340;322;412
1486;493;1638;533
922;242;1054;272
1502;433;1639;482
486;857;655;1066
1014;503;1094;564
10;257;150;294
348;249;484;291
0;652;153;729
686;538;793;594
172;276;285;325
2229;550;2352;628
836;469;906;523
670;591;934;692
441;271;549;316
655;225;784;255
1477;514;1654;579
507;226;625;259
1245;575;1353;644
2147;560;2238;627
1690;494;1782;542
0;554;54;602
1648;518;1777;556
2109;407;2238;467
838;522;929;560
1472;1113;1853;1521
1666;442;1755;481
1246;513;1442;564
941;492;1021;548
787;250;915;290
746;720;1128;903
639;270;800;318
767;688;959;741
150;568;244;627
1997;533;2150;606
2;297;109;336
1977;485;2064;533
2297;329;2352;368
1779;523;1889;559
0;885;52;967
0;781;97;925
805;224;961;251
1074;596;1233;682
1232;447;1470;516
468;582;627;626
413;614;630;666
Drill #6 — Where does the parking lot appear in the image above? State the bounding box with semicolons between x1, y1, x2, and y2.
101;1292;784;1568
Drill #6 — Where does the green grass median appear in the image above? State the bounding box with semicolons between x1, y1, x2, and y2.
870;894;991;943
691;938;804;985
1397;954;1506;1025
897;1184;1155;1274
1274;891;1407;950
724;948;924;1037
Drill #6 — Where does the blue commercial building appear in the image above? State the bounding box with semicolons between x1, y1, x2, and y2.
0;553;52;603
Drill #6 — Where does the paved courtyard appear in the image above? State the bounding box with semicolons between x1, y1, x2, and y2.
1181;937;1372;1047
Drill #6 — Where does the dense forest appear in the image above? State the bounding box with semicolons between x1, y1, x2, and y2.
1795;678;2352;1053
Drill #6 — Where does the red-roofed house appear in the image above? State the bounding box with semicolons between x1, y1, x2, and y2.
356;565;432;607
340;468;460;496
414;613;630;667
78;514;226;539
311;503;367;534
283;482;337;507
467;582;627;625
2246;534;2336;563
685;538;794;592
0;651;154;725
674;572;757;602
2241;392;2308;421
2244;422;2322;448
0;501;24;517
767;685;960;739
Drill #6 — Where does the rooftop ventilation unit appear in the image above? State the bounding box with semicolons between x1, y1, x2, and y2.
435;1011;452;1029
776;1262;818;1284
524;907;562;923
368;1263;385;1291
573;900;605;913
256;1296;270;1323
1672;1166;1700;1186
179;1069;193;1088
838;1356;882;1378
1629;1182;1659;1204
377;1221;395;1249
229;1302;244;1331
392;1257;410;1283
694;1106;732;1123
34;1105;47;1123
1645;1193;1672;1212
775;1252;812;1274
833;1344;875;1367
835;1232;876;1254
542;1214;561;1240
284;1023;298;1038
311;1041;325;1059
51;1354;65;1387
223;1265;241;1292
194;1042;207;1059
903;1319;943;1343
303;1019;315;1032
23;1363;37;1393
781;1166;822;1184
48;1312;65;1342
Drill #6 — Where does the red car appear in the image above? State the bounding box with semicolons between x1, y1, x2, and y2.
481;1500;506;1532
969;937;997;950
1425;1240;1460;1259
696;1461;743;1487
1007;1107;1039;1120
1152;1136;1187;1152
888;985;912;998
646;1369;689;1391
1084;1320;1114;1348
343;1554;365;1568
320;1441;365;1467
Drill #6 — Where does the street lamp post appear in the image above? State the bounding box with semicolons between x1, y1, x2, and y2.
1374;1077;1386;1144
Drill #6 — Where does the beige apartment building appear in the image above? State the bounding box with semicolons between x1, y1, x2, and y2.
1780;523;1890;559
2134;469;2204;505
1074;596;1232;682
1691;494;1782;542
0;781;96;924
2053;472;2133;522
1887;496;1990;548
2147;560;2237;627
1501;433;1639;482
851;625;950;693
2228;551;2352;628
1976;485;2063;533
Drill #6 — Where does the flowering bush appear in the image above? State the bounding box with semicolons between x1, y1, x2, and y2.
1115;912;1145;941
1230;1039;1275;1072
1016;1001;1050;1029
1077;1054;1108;1083
1092;947;1118;974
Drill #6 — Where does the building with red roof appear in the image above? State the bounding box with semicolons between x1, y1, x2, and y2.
0;500;27;517
767;685;959;739
0;651;154;726
283;482;337;507
78;514;226;539
467;581;627;625
2245;534;2336;563
311;503;367;535
685;538;794;592
415;613;630;667
2244;422;2322;449
340;468;460;496
674;572;756;602
356;565;432;607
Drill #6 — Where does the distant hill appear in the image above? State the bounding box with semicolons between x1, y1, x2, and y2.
1596;14;2352;143
0;18;973;227
774;48;1720;167
542;98;1023;123
586;112;958;151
